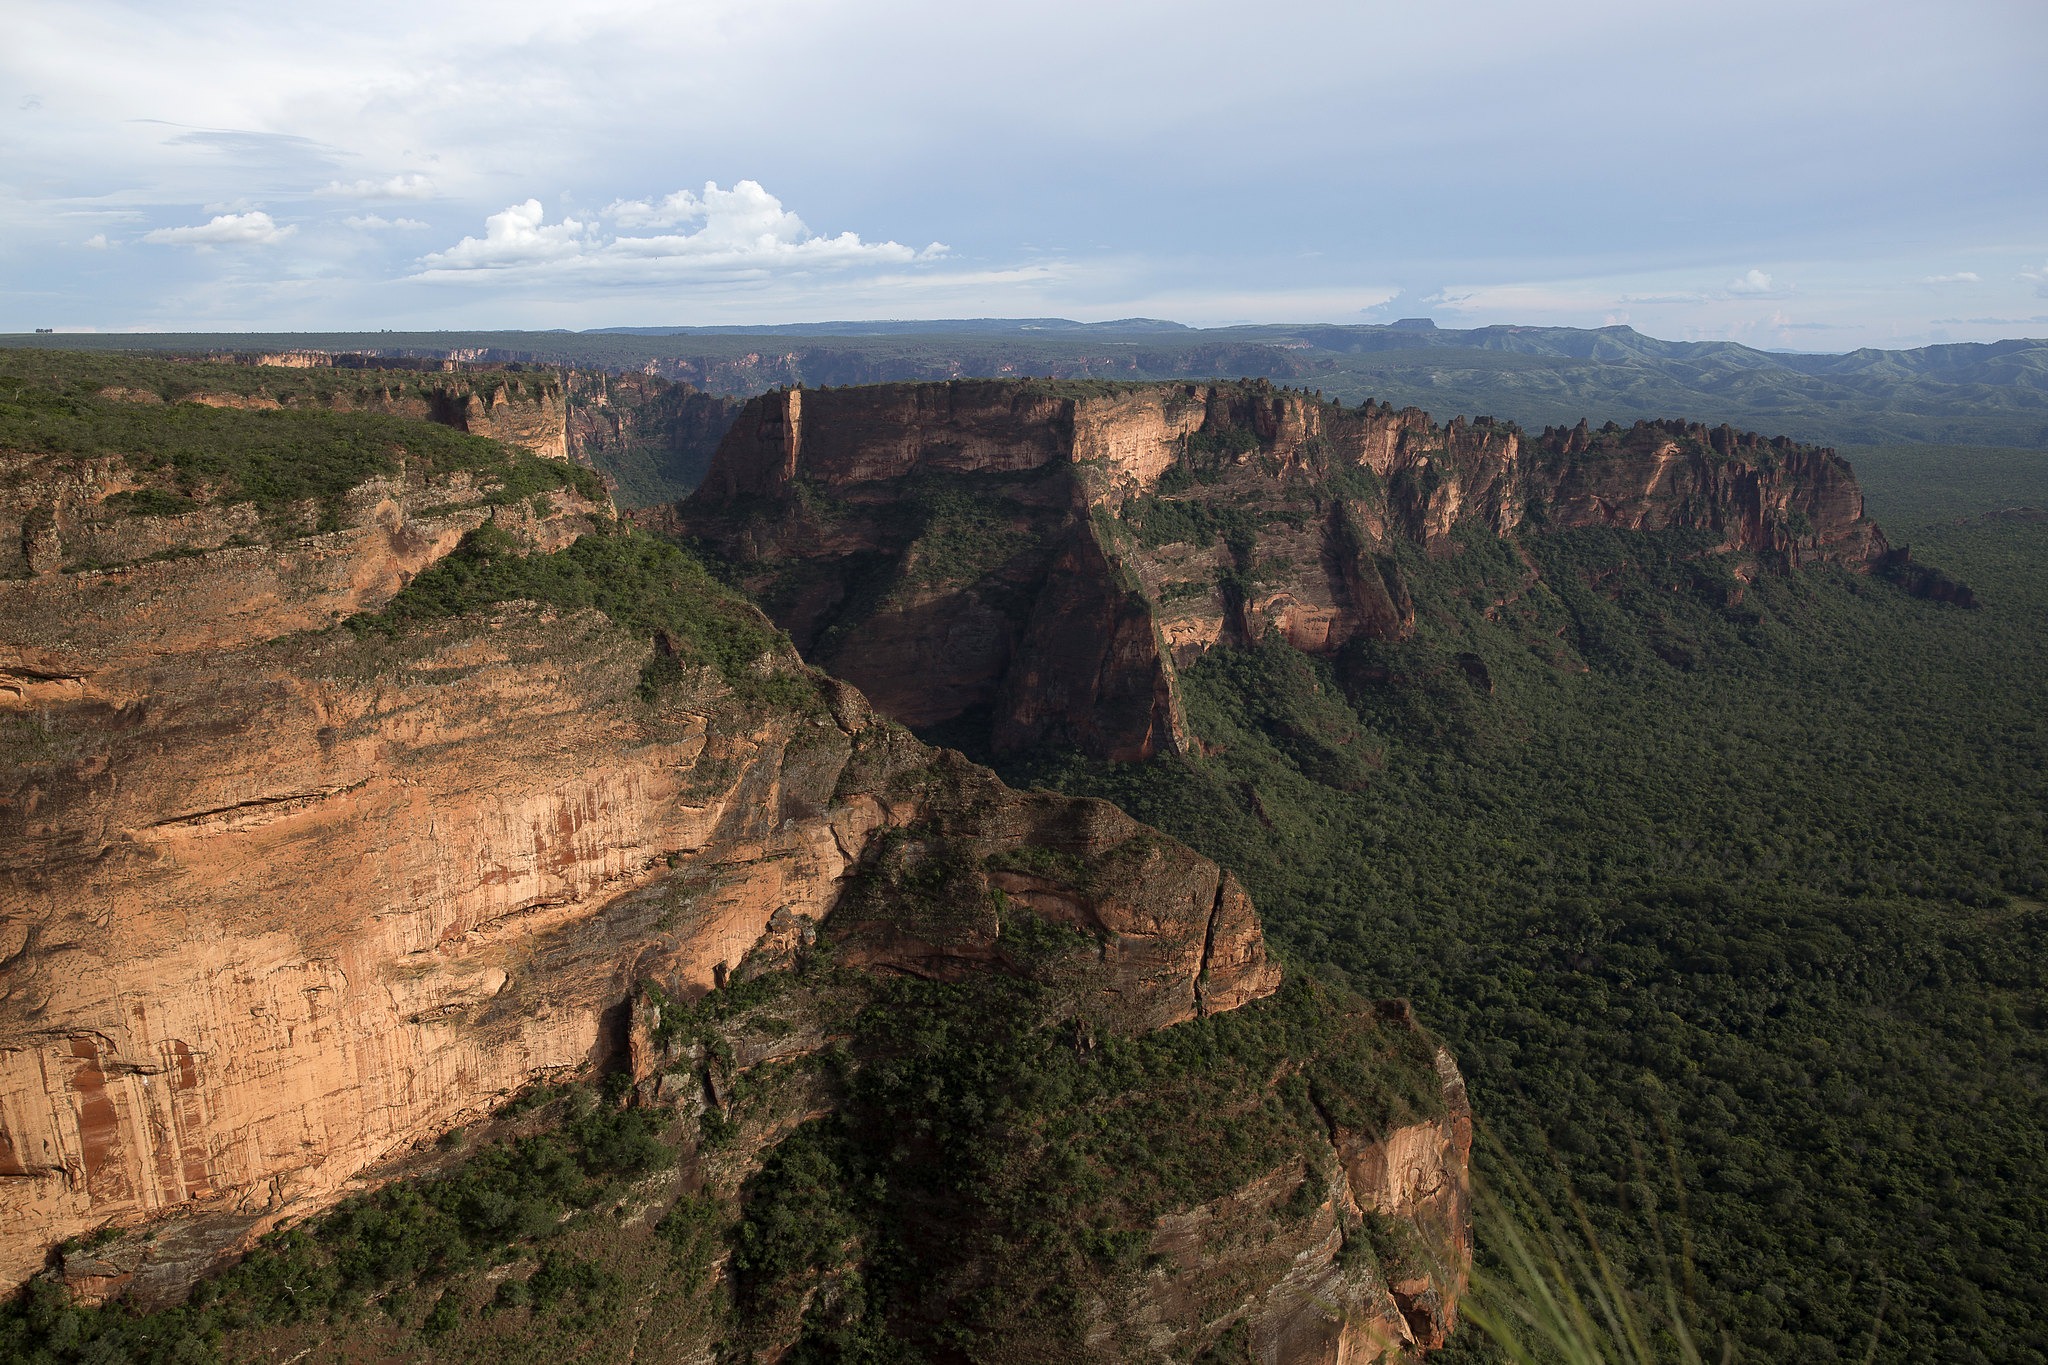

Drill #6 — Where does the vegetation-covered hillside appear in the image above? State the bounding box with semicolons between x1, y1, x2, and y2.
971;442;2048;1362
0;349;600;527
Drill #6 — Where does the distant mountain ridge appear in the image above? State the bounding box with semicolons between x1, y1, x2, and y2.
9;322;2048;449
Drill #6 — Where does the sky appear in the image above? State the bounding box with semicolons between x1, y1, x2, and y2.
3;0;2045;349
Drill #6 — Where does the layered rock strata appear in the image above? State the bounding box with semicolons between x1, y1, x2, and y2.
1137;1032;1473;1361
678;379;1895;759
0;452;1292;1304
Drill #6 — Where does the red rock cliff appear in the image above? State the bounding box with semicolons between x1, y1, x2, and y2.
0;439;1292;1299
681;380;1892;760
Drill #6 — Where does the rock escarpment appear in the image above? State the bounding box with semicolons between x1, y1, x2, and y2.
0;504;1271;1288
677;379;1896;759
0;368;1465;1360
59;349;739;511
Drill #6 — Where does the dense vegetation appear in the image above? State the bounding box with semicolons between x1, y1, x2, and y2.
717;971;1442;1359
0;347;562;410
348;524;817;712
0;1086;672;1365
0;350;600;528
993;451;2048;1362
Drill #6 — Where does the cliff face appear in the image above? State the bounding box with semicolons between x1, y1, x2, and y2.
0;444;613;1287
681;380;1893;760
0;512;1278;1287
0;416;1471;1365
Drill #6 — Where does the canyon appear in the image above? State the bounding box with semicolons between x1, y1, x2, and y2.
0;358;1467;1361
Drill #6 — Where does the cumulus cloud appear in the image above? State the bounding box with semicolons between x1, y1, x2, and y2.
1725;269;1778;296
346;214;430;230
319;174;436;200
420;199;592;269
142;210;295;247
416;181;944;283
2022;263;2048;297
1921;271;1980;284
82;234;109;250
605;187;719;229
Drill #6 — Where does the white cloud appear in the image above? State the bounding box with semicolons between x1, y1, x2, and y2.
1725;269;1778;296
2022;262;2048;297
419;198;591;269
417;181;945;283
142;210;295;246
345;213;429;230
1920;271;1980;284
318;174;436;200
82;233;109;250
604;188;711;229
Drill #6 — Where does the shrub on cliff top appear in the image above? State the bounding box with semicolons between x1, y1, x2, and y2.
0;349;601;529
0;1087;670;1364
348;525;819;712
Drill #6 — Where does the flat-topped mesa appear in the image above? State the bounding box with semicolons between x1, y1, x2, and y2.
682;379;1893;761
97;365;573;460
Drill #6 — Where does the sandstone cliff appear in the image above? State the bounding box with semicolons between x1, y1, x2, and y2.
0;510;1273;1290
1;363;1465;1361
678;379;1896;760
628;972;1468;1363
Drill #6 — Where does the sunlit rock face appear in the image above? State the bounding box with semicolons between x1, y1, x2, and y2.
0;446;1282;1295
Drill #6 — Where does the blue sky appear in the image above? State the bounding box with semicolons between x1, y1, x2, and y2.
4;0;2045;348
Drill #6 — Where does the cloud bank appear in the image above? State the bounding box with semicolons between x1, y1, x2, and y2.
3;0;2041;339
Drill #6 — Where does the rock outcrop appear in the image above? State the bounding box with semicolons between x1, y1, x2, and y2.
629;966;1466;1363
0;418;1322;1313
678;379;1896;760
